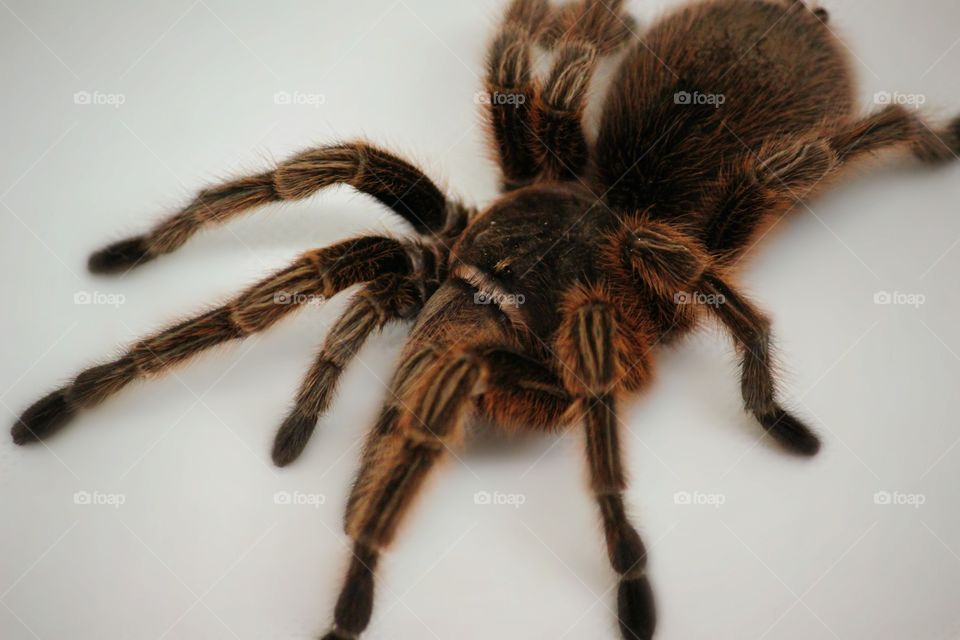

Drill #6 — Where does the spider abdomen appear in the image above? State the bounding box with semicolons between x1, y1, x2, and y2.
594;0;854;228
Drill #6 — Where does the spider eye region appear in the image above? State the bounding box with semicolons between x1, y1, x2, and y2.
622;225;706;298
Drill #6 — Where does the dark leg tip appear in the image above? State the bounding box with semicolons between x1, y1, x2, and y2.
760;408;821;457
618;575;657;640
813;7;829;22
330;544;379;637
11;388;75;444
949;115;960;154
88;236;153;274
271;411;318;467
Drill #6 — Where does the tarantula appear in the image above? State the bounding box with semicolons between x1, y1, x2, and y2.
12;0;960;637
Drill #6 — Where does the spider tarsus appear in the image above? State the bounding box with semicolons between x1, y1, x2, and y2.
759;408;821;456
88;236;153;274
11;388;75;444
271;411;317;467
617;574;657;640
330;543;379;637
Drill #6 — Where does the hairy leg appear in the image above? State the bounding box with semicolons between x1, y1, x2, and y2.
703;135;839;260
474;347;572;430
540;0;635;53
485;0;635;188
704;105;960;260
342;344;572;540
535;0;634;180
700;106;959;440
323;347;490;639
829;104;960;164
12;236;413;444
324;274;572;639
535;39;598;181
486;0;549;190
556;292;656;640
342;345;440;524
272;273;429;467
89;142;467;273
700;271;820;455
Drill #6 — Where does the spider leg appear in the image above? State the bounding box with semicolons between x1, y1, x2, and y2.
474;347;573;430
11;236;413;445
535;0;634;181
540;0;636;54
339;345;573;558
829;104;960;165
343;346;440;522
704;136;839;261
88;142;467;273
556;295;655;640
486;0;549;190
535;38;598;181
700;271;820;455
272;273;429;467
324;347;493;640
322;280;575;639
486;0;634;189
705;105;960;261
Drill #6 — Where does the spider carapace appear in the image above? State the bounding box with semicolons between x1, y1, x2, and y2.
13;1;960;638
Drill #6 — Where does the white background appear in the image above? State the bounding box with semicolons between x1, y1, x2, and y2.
2;1;960;638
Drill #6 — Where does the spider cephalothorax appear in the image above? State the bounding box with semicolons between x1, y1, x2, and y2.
13;0;960;638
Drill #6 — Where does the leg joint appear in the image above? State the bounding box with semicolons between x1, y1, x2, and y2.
558;301;627;395
274;144;363;201
399;352;486;446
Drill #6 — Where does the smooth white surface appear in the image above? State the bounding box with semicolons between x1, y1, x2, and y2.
2;1;960;639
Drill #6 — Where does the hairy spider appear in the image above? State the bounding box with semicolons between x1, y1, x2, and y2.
12;0;960;638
